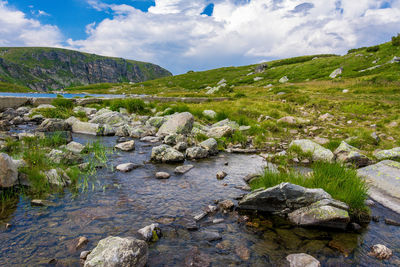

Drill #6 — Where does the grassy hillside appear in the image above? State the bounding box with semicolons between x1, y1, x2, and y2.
66;41;400;157
0;47;172;91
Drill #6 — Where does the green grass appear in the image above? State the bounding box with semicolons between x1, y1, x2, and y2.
250;162;369;216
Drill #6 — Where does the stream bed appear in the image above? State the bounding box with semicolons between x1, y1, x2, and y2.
0;132;400;266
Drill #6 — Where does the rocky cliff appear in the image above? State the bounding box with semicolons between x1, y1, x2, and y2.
0;47;172;91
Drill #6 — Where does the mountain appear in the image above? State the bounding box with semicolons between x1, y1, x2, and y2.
0;47;172;91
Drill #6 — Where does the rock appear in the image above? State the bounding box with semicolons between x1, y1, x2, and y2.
212;119;240;130
0;153;18;188
48;149;82;165
174;165;194;174
174;141;188;152
235;244;250;261
184;247;211;267
151;145;184;163
218;199;234;211
342;89;349;93
116;163;136;172
207;126;233;138
288;199;350;230
313;137;329;145
216;171;227;180
140;136;160;143
279;76;289;83
76;236;89;250
186;146;208;159
384;218;400;226
89;111;128;126
157;112;194;136
193;230;222;242
84;236;148;267
374;147;400;160
329;67;342;78
368;244;392;260
72;121;103;136
199;138;218;155
31;199;56;207
254;77;263;81
318;113;334;121
203;110;216;119
389;56;400;63
239;125;251;131
193;211;208;221
115;140;135;151
358;160;400;214
115;125;133;137
66;141;85;154
243;173;261;184
45;169;70;187
334;141;370;167
80;251;91;260
286;253;321;267
255;63;268;73
138;223;161;241
36;118;71;132
102;124;116;136
129;125;157;138
289;139;334;162
36;104;56;110
146;116;167;128
278;116;310;125
370;132;380;144
155;172;170;179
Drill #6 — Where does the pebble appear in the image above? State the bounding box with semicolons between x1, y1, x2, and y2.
212;218;224;224
216;171;227;180
155;172;170;179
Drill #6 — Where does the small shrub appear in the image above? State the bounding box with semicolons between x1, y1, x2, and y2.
215;111;228;121
366;45;379;52
109;99;149;114
195;133;208;142
392;34;400;46
52;98;74;109
324;140;341;151
234;92;246;98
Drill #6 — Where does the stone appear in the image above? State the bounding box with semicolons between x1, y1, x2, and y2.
216;171;227;180
151;145;184;163
0;153;18;188
313;137;329;145
155;172;170;179
31;199;56;207
212;119;240;130
374;147;400;160
279;76;289;83
288;199;350;230
80;251;91;260
289;139;334;162
72;121;103;136
146;116;167;128
254;63;268;73
384;218;400;226
329;67;343;78
318;113;334;121
174;165;194;174
157;112;194;136
84;236;148;267
184;247;211;267
36;118;71;132
115;140;135;151
358;160;400;214
89;111;128;126
35;104;56;110
286;253;321;267
334;141;370;167
186;146;208;159
207;126;233;138
76;236;89;250
45;169;70;187
193;230;222;242
218;199;234;211
140;136;160;143
138;223;161;241
66;141;85;154
129;125;157;138
235;244;250;261
116;163;136;172
254;77;263;81
243;173;261;184
277;116;296;125
174;141;187;152
102;124;116;136
199;138;218;155
342;89;349;93
368;244;392;260
203;110;216;119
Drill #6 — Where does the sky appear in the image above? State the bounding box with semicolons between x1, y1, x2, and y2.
0;0;399;74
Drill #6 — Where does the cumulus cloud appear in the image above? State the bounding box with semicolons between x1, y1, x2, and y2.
0;1;62;46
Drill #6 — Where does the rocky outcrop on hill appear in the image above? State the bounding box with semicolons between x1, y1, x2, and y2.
0;47;171;91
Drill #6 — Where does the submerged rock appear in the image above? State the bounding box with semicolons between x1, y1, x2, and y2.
368;244;392;260
84;236;148;267
0;153;19;188
286;253;320;267
151;145;184;163
289;139;334;162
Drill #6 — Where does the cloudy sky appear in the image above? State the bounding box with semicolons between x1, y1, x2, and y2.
1;0;399;74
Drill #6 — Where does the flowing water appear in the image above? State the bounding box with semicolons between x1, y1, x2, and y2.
0;92;127;98
0;132;400;266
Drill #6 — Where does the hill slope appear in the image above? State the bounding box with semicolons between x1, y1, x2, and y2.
0;47;172;91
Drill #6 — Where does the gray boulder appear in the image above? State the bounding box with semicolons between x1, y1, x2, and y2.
66;141;85;154
329;67;343;78
90;111;128;126
151;145;184;163
115;140;135;152
212;119;239;130
200;138;218;155
36;118;71;132
279;76;289;83
45;169;70;187
334;141;370;167
207;126;233;138
84;236;148;267
254;63;268;73
129;125;157;138
374;147;400;160
174;142;188;152
186;146;208;159
0;153;19;188
286;253;320;267
72;121;103;136
175;165;194;174
157;112;194;136
146;116;167;128
203;110;216;119
289;139;334;162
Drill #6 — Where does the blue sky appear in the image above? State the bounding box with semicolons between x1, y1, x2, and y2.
1;0;399;74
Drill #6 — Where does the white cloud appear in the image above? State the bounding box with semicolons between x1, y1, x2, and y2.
0;1;62;46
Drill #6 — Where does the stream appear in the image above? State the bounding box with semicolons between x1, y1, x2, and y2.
0;132;400;266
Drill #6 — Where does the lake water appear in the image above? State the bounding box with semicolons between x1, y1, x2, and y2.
0;128;399;266
0;92;125;98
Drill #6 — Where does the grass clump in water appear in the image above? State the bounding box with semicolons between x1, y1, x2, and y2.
250;162;369;215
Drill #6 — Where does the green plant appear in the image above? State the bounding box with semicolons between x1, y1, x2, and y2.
215;111;228;121
366;45;379;52
52;98;74;109
392;34;400;46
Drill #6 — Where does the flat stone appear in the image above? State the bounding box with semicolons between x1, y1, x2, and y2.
155;172;170;179
31;199;56;207
115;140;135;151
116;163;136;172
66;141;85;154
174;165;194;174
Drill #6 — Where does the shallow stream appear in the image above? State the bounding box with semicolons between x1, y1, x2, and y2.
0;132;399;266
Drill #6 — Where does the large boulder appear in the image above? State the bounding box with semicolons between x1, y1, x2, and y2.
146;116;167;129
157;112;194;136
334;141;370;167
358;160;400;214
239;183;350;230
151;145;184;163
329;67;343;78
129;125;157;138
0;153;19;188
289;139;334;162
373;147;400;160
72;121;103;136
36;118;71;132
89;111;128;126
84;236;148;267
186;147;208;159
199;138;218;155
